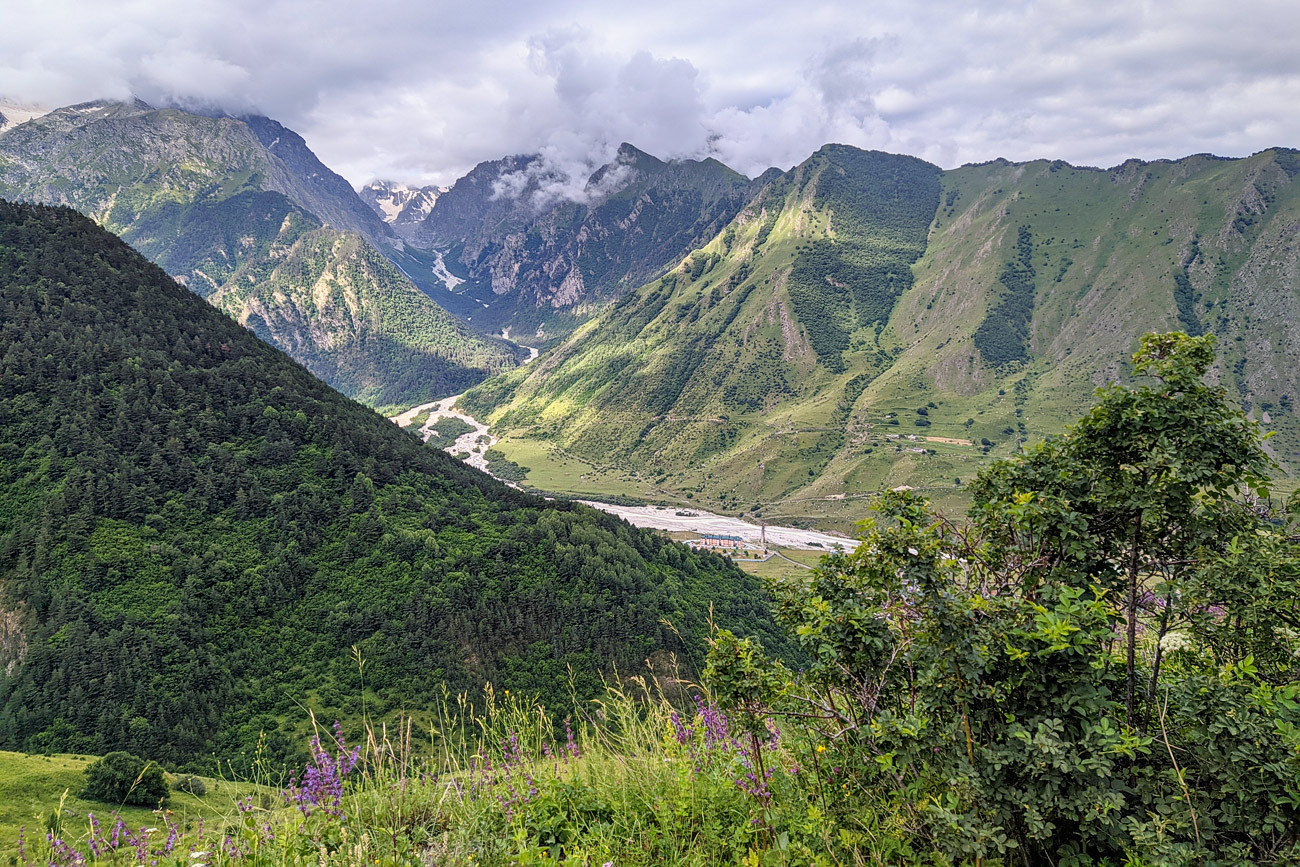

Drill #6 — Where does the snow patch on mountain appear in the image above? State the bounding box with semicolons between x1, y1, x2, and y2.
431;249;463;289
0;98;50;132
360;180;445;225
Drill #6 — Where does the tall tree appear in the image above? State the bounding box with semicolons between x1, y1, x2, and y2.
971;332;1272;725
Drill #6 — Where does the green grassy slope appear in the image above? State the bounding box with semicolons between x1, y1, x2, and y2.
0;101;520;408
0;751;243;854
465;147;1300;527
879;150;1300;475
0;201;784;768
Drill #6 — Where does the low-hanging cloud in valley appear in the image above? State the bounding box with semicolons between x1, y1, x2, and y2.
2;0;1299;200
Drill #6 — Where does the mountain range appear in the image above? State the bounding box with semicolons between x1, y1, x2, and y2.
390;144;755;341
0;99;524;412
5;96;1300;528
462;145;1300;527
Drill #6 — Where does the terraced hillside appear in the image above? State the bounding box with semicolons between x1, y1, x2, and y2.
465;146;1300;527
0;100;523;411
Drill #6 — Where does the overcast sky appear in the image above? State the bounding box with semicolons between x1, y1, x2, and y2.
3;0;1299;190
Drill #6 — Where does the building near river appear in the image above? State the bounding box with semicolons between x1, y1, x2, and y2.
698;532;743;549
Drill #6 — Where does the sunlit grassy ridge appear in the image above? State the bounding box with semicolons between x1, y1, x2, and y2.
466;147;1300;529
0;100;522;410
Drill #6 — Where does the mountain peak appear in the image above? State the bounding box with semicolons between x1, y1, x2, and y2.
614;142;663;169
358;179;444;224
0;97;49;132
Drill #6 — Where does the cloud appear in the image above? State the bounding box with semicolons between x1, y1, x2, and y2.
1;0;1298;190
479;30;707;207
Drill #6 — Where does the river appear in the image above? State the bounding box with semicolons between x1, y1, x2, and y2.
390;394;857;552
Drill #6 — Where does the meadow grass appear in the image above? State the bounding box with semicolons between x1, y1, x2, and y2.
8;675;910;867
0;752;256;861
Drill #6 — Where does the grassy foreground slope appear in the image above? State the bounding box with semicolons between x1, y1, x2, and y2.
466;147;1300;526
0;751;242;849
0;201;782;768
0;100;522;408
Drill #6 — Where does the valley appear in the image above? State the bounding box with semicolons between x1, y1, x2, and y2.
390;399;861;549
465;146;1300;523
3;86;1300;867
0;201;786;768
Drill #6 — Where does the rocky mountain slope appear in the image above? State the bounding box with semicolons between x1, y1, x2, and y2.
403;144;754;340
0;200;782;765
0;99;523;410
464;145;1300;526
359;179;444;228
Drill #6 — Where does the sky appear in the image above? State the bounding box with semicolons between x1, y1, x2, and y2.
3;0;1299;191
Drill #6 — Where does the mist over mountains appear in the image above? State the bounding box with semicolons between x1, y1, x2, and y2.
4;95;1300;525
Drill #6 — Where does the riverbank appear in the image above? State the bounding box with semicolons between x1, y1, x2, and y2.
390;400;858;552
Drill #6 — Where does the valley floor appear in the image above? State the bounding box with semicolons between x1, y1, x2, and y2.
580;501;857;551
389;401;860;551
391;395;497;473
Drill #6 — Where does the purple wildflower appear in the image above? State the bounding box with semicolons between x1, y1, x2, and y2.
670;711;691;745
87;814;103;858
162;815;180;855
45;832;85;867
284;723;361;818
564;716;579;759
694;695;731;748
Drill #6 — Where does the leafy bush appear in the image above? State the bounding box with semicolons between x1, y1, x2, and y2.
482;449;530;482
81;752;169;806
173;774;206;797
709;333;1300;865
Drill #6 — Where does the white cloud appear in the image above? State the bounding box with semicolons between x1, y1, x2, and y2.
1;0;1298;189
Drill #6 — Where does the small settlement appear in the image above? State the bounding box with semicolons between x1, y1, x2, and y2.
697;532;743;550
689;531;770;561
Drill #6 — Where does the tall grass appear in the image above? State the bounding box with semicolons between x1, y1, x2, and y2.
19;667;910;867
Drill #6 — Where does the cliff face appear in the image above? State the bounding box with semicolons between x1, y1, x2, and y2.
409;145;755;340
0;100;522;408
0;604;26;678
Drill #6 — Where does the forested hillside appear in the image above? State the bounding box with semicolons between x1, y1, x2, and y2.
0;201;782;768
0;100;523;409
467;146;1300;526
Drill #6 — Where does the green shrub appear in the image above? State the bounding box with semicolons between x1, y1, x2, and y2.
709;333;1300;865
173;774;206;797
81;752;169;806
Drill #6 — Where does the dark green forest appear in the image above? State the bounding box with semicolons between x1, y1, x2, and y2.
973;225;1038;366
787;146;941;372
0;201;783;769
